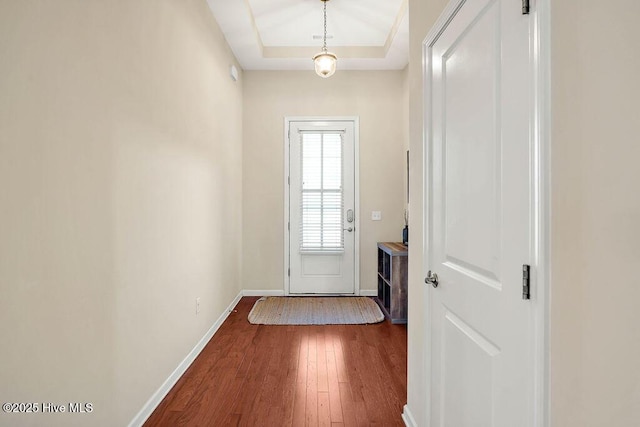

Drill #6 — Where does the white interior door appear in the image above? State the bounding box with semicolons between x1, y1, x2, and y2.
425;0;535;426
288;120;356;294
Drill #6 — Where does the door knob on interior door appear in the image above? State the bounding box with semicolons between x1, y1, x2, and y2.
425;270;439;288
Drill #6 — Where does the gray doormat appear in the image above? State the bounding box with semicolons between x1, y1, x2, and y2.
248;296;385;325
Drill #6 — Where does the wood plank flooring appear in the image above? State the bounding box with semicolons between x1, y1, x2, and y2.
144;297;407;426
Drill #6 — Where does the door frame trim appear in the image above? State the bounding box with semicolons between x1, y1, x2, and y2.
283;116;360;296
532;1;551;425
421;0;550;425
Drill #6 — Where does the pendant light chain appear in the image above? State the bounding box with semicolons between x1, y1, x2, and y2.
323;0;328;52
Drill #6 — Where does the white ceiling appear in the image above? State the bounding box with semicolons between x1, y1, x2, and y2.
206;0;409;71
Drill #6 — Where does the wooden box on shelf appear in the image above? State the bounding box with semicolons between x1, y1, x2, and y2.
376;242;408;324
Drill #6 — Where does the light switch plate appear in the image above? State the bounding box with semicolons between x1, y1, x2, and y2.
371;211;382;221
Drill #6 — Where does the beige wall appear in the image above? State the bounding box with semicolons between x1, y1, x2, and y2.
406;0;640;426
402;65;410;207
0;1;243;426
242;71;406;294
550;1;640;426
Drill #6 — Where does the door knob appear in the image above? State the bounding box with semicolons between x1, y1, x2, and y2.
343;227;353;232
425;270;439;288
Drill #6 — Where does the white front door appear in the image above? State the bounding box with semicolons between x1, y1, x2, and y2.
288;120;356;294
425;0;535;426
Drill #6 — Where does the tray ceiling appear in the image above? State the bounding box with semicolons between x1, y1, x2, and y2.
206;0;408;71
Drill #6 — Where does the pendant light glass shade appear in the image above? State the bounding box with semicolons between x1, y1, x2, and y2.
313;0;337;78
313;50;337;78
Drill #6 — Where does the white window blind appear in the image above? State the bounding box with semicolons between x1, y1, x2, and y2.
300;132;344;252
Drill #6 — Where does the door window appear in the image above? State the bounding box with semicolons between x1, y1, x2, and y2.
299;132;344;252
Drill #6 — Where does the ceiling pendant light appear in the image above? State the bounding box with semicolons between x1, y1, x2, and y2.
313;0;337;78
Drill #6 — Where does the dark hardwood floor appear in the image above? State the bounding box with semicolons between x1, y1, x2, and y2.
144;296;407;426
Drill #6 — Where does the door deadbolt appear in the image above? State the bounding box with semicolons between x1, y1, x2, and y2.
346;209;354;223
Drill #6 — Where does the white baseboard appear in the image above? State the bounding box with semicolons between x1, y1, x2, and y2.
243;289;376;297
242;289;285;296
402;405;418;427
128;291;243;427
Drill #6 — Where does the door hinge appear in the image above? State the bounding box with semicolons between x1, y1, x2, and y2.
522;264;531;300
288;268;290;277
288;222;290;231
522;0;530;15
288;176;290;185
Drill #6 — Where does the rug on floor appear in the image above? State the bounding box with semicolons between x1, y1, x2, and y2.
247;296;385;325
